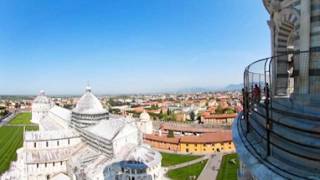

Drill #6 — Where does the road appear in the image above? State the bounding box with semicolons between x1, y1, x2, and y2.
197;153;223;180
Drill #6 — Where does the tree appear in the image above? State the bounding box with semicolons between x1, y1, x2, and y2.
224;108;236;114
167;130;174;138
215;105;224;114
190;111;195;121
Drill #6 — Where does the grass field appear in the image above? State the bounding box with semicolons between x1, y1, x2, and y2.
0;112;38;174
161;152;202;167
216;153;239;180
8;112;32;124
167;160;208;180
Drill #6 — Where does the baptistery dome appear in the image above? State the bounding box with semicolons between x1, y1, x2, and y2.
71;86;109;129
73;86;107;114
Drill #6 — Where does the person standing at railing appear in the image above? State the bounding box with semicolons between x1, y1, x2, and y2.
253;84;261;103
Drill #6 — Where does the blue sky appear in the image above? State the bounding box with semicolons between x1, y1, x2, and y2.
0;0;270;95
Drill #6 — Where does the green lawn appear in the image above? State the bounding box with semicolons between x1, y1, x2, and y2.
167;160;208;180
216;153;239;180
8;112;32;124
0;126;24;174
161;152;202;167
0;112;38;175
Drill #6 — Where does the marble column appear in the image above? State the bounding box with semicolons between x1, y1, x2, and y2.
298;0;311;94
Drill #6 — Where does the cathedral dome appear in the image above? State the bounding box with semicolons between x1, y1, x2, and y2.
139;110;150;121
33;90;51;104
73;86;107;114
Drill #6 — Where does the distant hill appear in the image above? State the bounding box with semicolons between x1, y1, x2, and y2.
168;84;243;93
174;87;216;93
224;83;243;91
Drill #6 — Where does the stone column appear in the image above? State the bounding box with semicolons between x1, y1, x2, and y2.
299;0;311;94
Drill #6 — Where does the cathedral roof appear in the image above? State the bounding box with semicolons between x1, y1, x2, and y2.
73;86;107;114
121;144;161;169
85;118;137;141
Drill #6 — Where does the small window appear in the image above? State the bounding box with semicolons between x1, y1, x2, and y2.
34;142;36;148
60;161;63;165
45;163;47;167
53;162;55;166
36;163;39;168
68;139;70;145
57;141;59;146
46;141;48;147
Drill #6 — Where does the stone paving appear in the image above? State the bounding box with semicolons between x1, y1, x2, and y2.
198;153;223;180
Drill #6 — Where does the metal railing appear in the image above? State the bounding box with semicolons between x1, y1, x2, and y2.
240;49;320;178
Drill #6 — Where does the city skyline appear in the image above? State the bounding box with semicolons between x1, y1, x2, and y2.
0;0;270;95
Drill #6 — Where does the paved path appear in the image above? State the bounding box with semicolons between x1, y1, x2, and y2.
166;155;209;170
197;153;223;180
0;113;16;127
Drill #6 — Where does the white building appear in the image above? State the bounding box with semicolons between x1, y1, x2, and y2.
138;111;153;134
1;86;162;180
32;90;53;124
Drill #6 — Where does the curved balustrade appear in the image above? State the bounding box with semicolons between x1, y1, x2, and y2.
240;49;320;179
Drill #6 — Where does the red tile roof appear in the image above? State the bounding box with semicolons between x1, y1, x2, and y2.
180;131;232;144
144;131;232;144
160;124;218;133
144;134;180;144
202;113;237;120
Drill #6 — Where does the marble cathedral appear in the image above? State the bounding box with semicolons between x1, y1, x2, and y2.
1;86;162;180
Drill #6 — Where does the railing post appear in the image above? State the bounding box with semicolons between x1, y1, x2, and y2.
245;88;250;134
265;83;271;156
242;88;246;119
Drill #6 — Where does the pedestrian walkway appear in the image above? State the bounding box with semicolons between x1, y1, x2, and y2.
166;155;209;170
197;153;223;180
0;112;16;127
